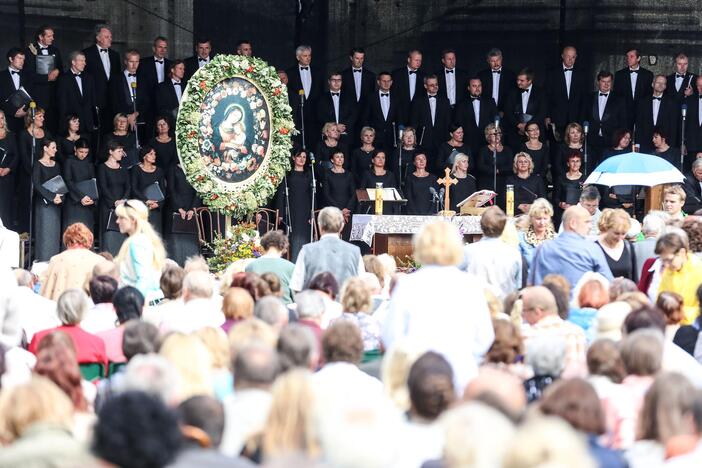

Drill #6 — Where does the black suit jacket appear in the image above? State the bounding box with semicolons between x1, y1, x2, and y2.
155;80;181;120
454;96;498;156
391;67;425;125
56;71;96;132
340;67;375;107
503;86;547;148
436;68;469;107
583;92;628;149
666;72;697;103
82;45;120;115
110;72;150;119
613;67;654;128
683;95;702;155
477;68;517;112
137;56;172;120
634;95;679;152
409;94;451;154
683;172;702;214
0;68;28;132
363;90;398;151
316;91;358;136
23;43;63;111
285;64;323;143
544;65;587;128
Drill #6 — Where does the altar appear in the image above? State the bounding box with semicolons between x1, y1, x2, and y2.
350;214;483;258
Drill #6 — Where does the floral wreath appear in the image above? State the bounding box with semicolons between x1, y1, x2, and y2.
176;54;294;218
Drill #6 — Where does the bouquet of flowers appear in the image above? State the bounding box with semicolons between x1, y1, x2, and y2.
207;223;263;273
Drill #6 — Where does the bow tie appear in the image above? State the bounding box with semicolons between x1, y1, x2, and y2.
128;73;136;77
409;70;417;75
470;96;480;101
428;95;436;99
380;93;389;97
698;95;702;100
300;66;309;70
39;46;48;51
173;81;181;86
521;88;529;94
10;70;19;75
331;92;340;96
652;96;661;101
73;73;82;78
599;93;609;97
198;57;208;62
353;69;362;73
629;69;639;74
676;73;686;78
563;68;573;72
492;70;501;74
445;69;454;74
99;48;108;53
155;59;163;64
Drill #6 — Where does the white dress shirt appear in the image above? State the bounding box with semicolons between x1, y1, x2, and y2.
675;73;684;92
471;96;481;127
521;85;532;114
352;67;362;102
38;42;49;56
172;79;182;102
8;68;20;90
299;65;311;97
444;68;456;105
155;57;165;83
652;94;662;125
73;71;83;96
380;90;390;120
492;68;501;106
598;92;609;120
563;65;573;98
629;68;639;99
124;69;137;93
428;94;437;125
460;237;522;301
408;66;417;100
331;91;340;123
198;56;210;69
97;44;111;79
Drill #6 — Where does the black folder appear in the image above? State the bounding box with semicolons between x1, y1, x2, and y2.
171;212;198;235
76;178;99;200
42;175;69;195
144;182;165;203
4;87;32;110
107;209;120;232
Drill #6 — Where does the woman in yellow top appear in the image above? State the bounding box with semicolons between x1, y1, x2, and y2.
655;231;702;324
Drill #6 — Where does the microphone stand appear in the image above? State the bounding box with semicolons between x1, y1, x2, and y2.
309;152;316;242
493;117;500;194
27;102;36;267
299;90;306;151
583;122;589;177
283;175;292;236
681;105;687;172
130;82;140;152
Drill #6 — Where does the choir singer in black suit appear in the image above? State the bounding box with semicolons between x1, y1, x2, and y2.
82;25;120;132
286;45;323;148
503;68;546;150
316;72;357;145
683;77;702;165
436;49;468;109
477;48;516;113
0;48;29;134
410;75;451;170
634;75;678;154
24;25;63;133
666;53;696;104
362;71;397;152
110;50;150;145
582;71;627;172
184;37;213;84
391;50;424;125
137;36;171;138
341;48;375;110
454;77;498;159
544;46;586;148
57;51;96;134
613;48;654;130
155;60;185;121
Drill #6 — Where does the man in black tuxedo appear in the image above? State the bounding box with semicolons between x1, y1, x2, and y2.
57;51;96;133
613;48;654;130
184;38;213;84
316;72;358;143
137;36;171;137
236;39;253;57
454;77;498;158
666;53;696;104
544;46;587;142
682;76;702;166
477;48;516;114
391;49;424;126
82;24;120;133
583;71;627;172
410;74;451;171
503;68;546;149
24;25;63;133
363;71;397;152
634;75;679;154
156;60;185;121
286;45;322;149
683;159;702;214
110;50;150;142
0;47;29;134
436;49;468;110
341;47;374;146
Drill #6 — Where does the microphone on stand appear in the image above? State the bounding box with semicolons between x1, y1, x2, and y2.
429;186;439;200
439;187;445;210
582;121;590;176
583;120;589;136
681;104;688;171
298;89;305;105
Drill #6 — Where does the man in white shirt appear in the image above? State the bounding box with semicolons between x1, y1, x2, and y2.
8;269;58;342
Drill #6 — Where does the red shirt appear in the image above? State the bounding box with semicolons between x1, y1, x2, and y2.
29;325;108;367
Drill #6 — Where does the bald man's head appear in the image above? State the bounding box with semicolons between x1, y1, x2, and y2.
521;286;558;325
562;205;592;236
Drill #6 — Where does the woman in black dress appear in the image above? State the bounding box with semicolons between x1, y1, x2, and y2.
350;126;378;185
520;122;548;178
166;163;200;266
436;124;467;174
315;122;348;176
100;113;137;167
553;152;585;223
476;123;514;208
148;116;178;171
32;138;63;262
360;151;402;215
0;111;18;228
405;152;438;215
63;138;96;231
18;107;50;233
97;140;131;256
322;150;356;240
58;113;90;165
449;153;477;212
276;150;312;262
601;129;634;211
653;126;681;169
130;145;167;234
388;126;418;190
554;122;584;182
506;152;546;215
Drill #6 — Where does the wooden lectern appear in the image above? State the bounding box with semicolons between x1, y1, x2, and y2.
645;185;664;213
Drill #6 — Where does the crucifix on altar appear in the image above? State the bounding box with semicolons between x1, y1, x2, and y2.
437;167;458;217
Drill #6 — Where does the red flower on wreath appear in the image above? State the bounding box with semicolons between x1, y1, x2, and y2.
273;87;282;96
279;128;289;135
246;66;254;73
188;131;197;138
199;81;207;90
210;194;219;201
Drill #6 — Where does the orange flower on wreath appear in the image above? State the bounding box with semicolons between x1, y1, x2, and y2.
279;128;289;135
199;81;207;90
246;66;254;73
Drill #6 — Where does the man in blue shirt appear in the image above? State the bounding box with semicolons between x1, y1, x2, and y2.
531;205;613;287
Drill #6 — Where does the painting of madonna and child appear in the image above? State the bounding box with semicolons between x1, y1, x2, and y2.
198;77;272;185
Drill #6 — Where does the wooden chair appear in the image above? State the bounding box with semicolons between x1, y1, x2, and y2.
311;209;322;241
194;207;224;256
79;362;105;382
253;208;280;236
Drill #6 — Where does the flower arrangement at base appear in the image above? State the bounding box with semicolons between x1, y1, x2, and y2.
176;54;294;218
206;223;263;274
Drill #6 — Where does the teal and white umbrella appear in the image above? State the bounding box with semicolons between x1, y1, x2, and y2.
584;152;685;187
